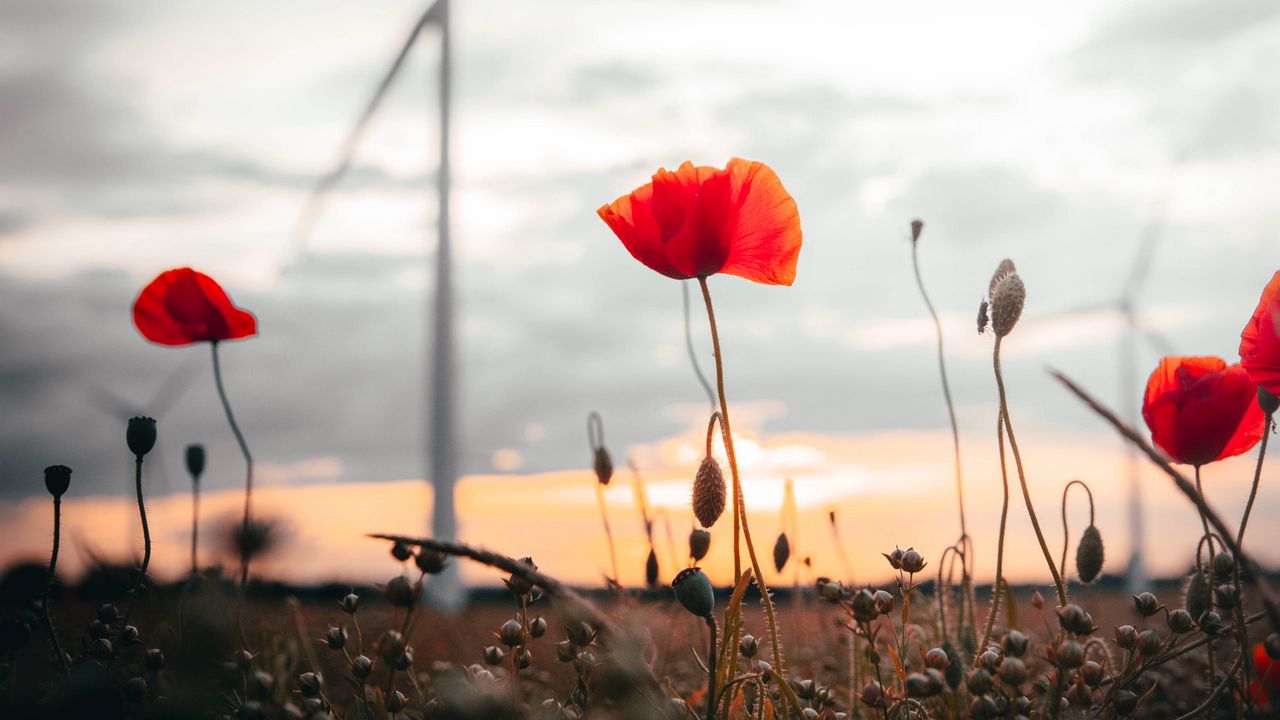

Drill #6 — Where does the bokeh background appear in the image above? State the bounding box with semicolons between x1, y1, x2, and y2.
1;0;1277;589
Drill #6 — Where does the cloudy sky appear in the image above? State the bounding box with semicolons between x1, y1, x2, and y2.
1;0;1277;586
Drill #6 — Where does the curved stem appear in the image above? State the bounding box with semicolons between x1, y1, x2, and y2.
704;615;718;720
982;409;1011;650
697;276;788;704
211;341;254;588
993;337;1067;606
683;281;717;413
42;496;68;675
1231;414;1271;708
595;482;620;587
191;477;200;576
122;457;152;633
1060;480;1096;582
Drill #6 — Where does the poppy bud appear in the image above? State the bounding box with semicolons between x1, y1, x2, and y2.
977;299;990;334
1260;387;1280;415
323;626;346;650
350;654;373;678
910;219;924;243
1055;639;1084;668
688;529;711;561
387;690;407;713
989;258;1017;296
882;547;904;570
44;465;71;497
645;548;659;588
1167;608;1196;634
297;672;322;697
1002;630;1028;657
339;592;360;614
1185;570;1210;621
529;617;547;638
772;533;790;573
383;576;420;608
739;634;758;658
185;444;205;479
998;656;1027;685
415;549;448;575
593;447;613;486
1114;624;1137;649
990;272;1026;338
127;416;157;458
900;547;926;574
390;541;412;562
872;589;896;615
925;647;950;670
1211;551;1234;580
1075;525;1104;584
672;567;715;618
484;645;505;665
1132;592;1160;617
691;456;726;528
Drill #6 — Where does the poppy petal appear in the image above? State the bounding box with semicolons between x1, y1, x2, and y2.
133;268;257;346
651;162;733;277
1142;356;1264;465
1241;270;1280;396
599;182;688;280
717;158;802;286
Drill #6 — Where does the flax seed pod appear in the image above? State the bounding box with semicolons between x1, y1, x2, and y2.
1075;524;1105;584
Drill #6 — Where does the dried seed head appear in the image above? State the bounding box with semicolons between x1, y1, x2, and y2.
872;589;896;615
350;655;372;678
1200;610;1227;636
1082;660;1104;687
415;549;448;575
989;258;1017;297
297;671;322;697
1136;628;1162;655
44;465;71;497
688;529;711;561
990;272;1026;338
691;456;726;528
323;626;346;650
1260;387;1280;415
1266;633;1280;660
121;625;140;645
1002;630;1028;657
1167;608;1196;634
1075;524;1105;584
126;416;158;458
124;676;147;703
376;630;405;663
644;548;659;588
739;634;758;658
185;444;206;479
565;620;596;647
860;681;886;708
528;616;547;638
1057;604;1094;635
1133;592;1161;618
593;447;613;486
145;648;165;670
772;532;791;573
504;557;538;596
1184;569;1210;621
882;547;905;570
555;640;575;662
1114;624;1137;649
383;575;420;608
910;219;924;243
1055;639;1085;669
906;672;939;698
387;690;407;713
1214;582;1239;609
483;645;505;665
851;589;878;623
339;591;360;614
671;567;715;619
498;619;524;647
390;541;413;562
924;647;950;670
900;547;926;573
998;656;1027;685
1211;551;1234;580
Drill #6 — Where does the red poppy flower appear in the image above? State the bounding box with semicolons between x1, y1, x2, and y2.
1240;270;1280;397
133;268;257;346
1251;642;1280;705
1141;356;1265;466
598;158;802;285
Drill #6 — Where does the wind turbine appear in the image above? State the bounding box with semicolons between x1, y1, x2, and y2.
1049;192;1174;593
294;0;462;607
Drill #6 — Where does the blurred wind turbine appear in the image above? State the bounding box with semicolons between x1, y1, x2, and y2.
293;0;462;607
1048;191;1175;593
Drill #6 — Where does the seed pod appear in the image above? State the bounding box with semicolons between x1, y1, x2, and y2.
504;557;538;596
323;626;346;650
1055;639;1085;669
644;548;659;588
1114;625;1137;650
415;549;448;575
387;690;407;713
671;567;715;618
127;416;158;458
125;677;147;702
185;444;206;479
484;645;505;665
350;655;373;678
998;656;1027;685
860;681;886;708
910;219;924;243
339;592;360;614
900;548;926;574
498;619;524;647
565;620;597;647
1185;569;1210;621
1082;660;1104;687
851;589;878;623
1167;609;1196;634
1211;551;1234;580
688;529;711;561
1075;524;1104;584
44;465;71;497
924;647;950;670
990;272;1026;338
773;533;790;573
297;672;322;697
1260;387;1280;415
383;576;420;608
1133;592;1160;618
739;634;758;658
691;457;726;528
555;640;575;662
390;541;412;562
528;617;547;638
989;259;1017;296
1002;630;1028;657
872;589;896;615
97;604;119;625
882;547;905;570
593;447;613;486
966;668;993;695
145;648;165;670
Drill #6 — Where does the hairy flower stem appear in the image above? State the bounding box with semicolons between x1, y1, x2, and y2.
1231;413;1271;705
42;496;69;675
1059;480;1095;581
191;476;200;576
594;483;620;588
982;412;1012;650
121;456;152;635
211;342;254;588
697;277;788;698
993;337;1067;606
704;615;718;720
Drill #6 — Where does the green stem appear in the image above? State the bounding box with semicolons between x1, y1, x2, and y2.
1231;414;1272;709
982;410;1011;650
121;457;152;634
697;276;788;710
211;341;254;587
993;337;1067;606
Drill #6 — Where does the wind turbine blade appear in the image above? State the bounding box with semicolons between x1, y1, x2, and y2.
1139;327;1176;357
146;352;204;417
1124;178;1178;300
293;1;445;256
84;386;137;418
